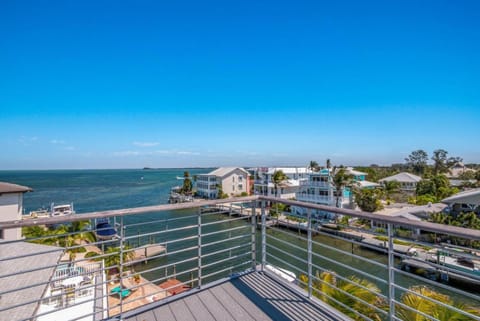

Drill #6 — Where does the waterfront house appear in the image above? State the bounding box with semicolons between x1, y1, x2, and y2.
442;188;480;216
196;167;249;199
448;162;476;178
294;167;371;218
253;167;310;199
0;182;32;241
379;172;421;193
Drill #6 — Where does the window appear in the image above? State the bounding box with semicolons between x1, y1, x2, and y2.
0;229;3;239
238;184;243;190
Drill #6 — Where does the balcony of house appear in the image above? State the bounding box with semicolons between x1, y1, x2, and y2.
1;196;479;321
297;193;335;205
299;180;331;188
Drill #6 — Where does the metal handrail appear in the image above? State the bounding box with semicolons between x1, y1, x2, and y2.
3;195;480;241
2;196;480;321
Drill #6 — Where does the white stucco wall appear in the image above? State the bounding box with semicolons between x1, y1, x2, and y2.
0;193;22;240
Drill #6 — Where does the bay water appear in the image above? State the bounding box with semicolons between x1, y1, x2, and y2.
1;169;475;306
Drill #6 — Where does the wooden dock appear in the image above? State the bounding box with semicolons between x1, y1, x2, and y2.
132;244;167;261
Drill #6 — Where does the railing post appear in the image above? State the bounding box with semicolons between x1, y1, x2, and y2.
261;200;266;272
251;200;257;271
198;207;202;288
387;223;395;319
119;216;125;317
307;208;312;299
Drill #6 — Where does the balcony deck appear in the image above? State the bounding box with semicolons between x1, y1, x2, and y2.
124;271;347;321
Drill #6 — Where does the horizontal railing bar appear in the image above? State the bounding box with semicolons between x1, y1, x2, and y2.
146;269;199;291
310;285;374;321
393;283;480;320
265;256;306;275
202;242;252;259
33;295;100;321
393;300;439;321
133;255;199;276
201;215;251;227
310;273;389;316
124;223;198;240
264;196;480;240
266;243;308;265
127;244;199;266
202;251;251;270
396;253;480;281
309;263;389;301
311;252;388;285
310;238;387;269
202;233;250;248
266;234;308;254
0;196;259;228
201;225;249;237
202;242;251;259
123;272;199;305
393;267;480;302
4;195;478;240
201;261;252;280
125;213;198;228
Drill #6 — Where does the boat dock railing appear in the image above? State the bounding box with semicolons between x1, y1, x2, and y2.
0;196;479;321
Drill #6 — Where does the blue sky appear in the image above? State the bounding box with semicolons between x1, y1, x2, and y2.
1;0;479;169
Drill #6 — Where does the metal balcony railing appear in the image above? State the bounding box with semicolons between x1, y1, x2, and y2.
0;196;479;321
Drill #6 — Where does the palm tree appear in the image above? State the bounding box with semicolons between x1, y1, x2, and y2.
182;171;193;194
332;167;354;208
272;170;288;198
309;160;320;172
271;170;288;220
104;245;135;275
397;285;479;321
326;158;332;170
305;271;386;321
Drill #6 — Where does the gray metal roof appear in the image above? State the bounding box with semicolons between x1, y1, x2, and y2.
200;167;249;178
0;182;32;194
442;188;480;206
378;172;422;183
0;242;63;321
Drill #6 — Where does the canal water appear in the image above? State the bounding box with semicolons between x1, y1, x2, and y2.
2;169;477;309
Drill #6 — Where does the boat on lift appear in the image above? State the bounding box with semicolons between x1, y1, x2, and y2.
94;218;119;240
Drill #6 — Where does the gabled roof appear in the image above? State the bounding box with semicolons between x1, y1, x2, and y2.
0;182;32;194
356;180;380;189
442;188;480;206
345;167;367;176
379;172;422;183
202;167;248;178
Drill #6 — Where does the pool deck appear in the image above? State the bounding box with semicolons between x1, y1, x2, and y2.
121;271;350;321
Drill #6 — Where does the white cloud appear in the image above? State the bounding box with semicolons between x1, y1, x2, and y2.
113;151;142;157
18;136;39;145
112;149;200;157
50;139;66;145
133;141;160;147
177;151;200;155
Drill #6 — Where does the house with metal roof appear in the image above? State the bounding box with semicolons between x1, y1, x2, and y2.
378;172;422;193
196;167;249;199
442;188;480;215
0;182;32;241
